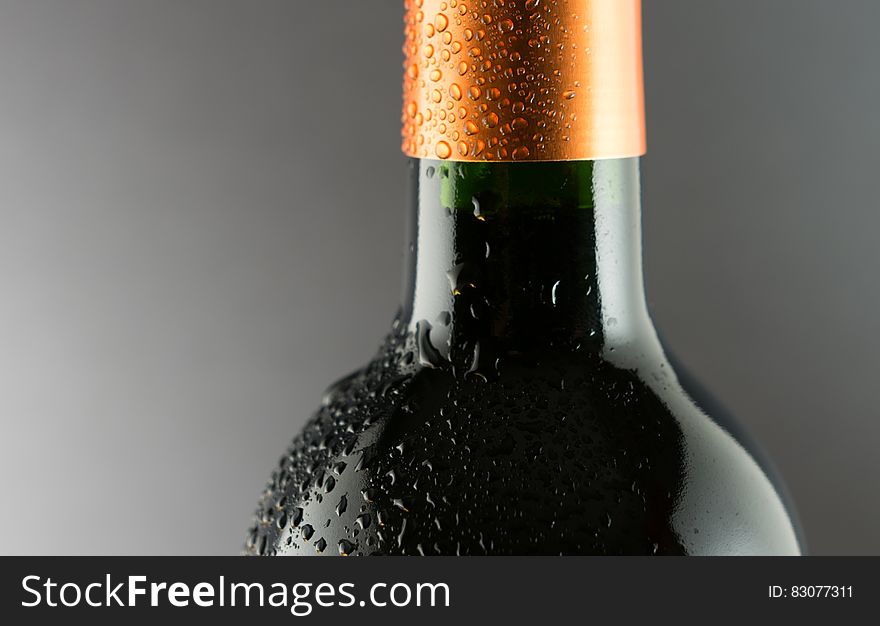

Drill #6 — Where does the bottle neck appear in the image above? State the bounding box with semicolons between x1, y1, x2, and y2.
400;157;656;368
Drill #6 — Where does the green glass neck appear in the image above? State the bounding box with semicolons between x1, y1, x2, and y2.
400;157;655;363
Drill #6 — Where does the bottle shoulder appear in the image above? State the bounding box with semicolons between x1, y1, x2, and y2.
245;336;800;556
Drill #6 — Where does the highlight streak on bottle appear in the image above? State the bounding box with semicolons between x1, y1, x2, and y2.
401;0;646;162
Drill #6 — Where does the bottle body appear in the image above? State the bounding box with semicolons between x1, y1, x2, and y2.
244;159;801;556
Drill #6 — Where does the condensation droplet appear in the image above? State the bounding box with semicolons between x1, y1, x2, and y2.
338;539;356;556
512;146;531;160
435;141;452;159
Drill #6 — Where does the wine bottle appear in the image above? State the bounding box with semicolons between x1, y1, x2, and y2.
244;0;802;556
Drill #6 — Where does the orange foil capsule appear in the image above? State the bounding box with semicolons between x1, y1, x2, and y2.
401;0;646;162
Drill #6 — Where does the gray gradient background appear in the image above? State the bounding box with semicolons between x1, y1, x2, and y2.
0;0;876;555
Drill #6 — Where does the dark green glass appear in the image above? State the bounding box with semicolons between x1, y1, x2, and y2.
244;158;802;556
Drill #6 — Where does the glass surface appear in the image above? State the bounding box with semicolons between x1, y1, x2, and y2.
244;158;802;555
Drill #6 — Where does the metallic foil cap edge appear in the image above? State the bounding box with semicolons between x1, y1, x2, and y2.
401;0;646;162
